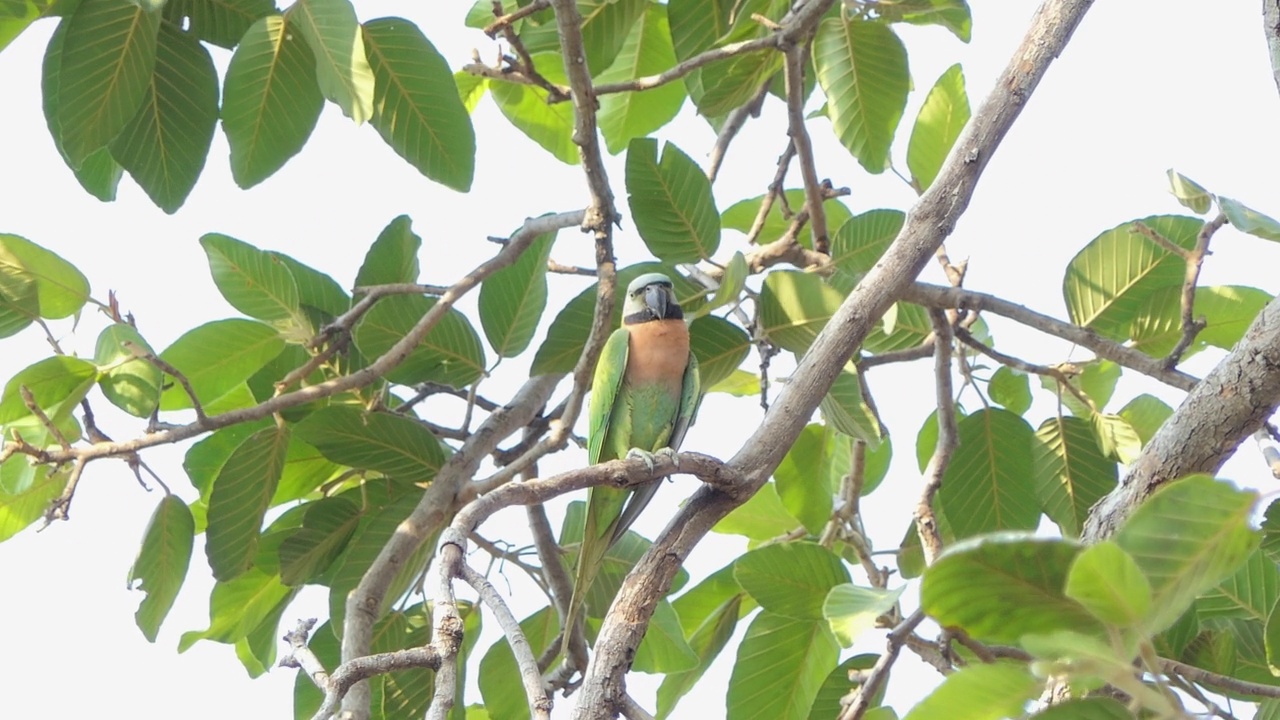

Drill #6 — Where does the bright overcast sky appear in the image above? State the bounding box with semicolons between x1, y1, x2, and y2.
2;1;1279;718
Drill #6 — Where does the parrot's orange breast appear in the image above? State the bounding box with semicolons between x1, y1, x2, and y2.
624;319;690;394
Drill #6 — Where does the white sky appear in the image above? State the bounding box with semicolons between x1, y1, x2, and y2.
2;1;1279;718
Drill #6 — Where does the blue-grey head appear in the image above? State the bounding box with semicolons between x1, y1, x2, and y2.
623;272;682;324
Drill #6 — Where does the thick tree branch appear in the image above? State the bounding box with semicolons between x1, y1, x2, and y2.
1085;294;1280;539
575;3;1096;717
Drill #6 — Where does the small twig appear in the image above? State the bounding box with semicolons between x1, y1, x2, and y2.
1162;658;1280;699
310;283;449;350
486;0;570;102
275;343;341;394
619;694;656;720
20;386;70;450
1130;221;1191;260
122;340;208;424
591;35;780;98
933;244;967;288
782;42;829;254
1163;212;1227;368
707;81;771;184
483;0;549;36
34;318;65;355
42;456;87;525
916;310;954;565
744;142;796;245
953;326;1095;412
858;338;936;369
280;618;331;689
837;610;927;720
548;259;596;276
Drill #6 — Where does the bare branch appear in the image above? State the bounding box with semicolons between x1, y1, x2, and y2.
122;340;208;424
783;43;829;254
1266;0;1280;99
837;610;927;720
483;0;550;37
707;81;771;184
916;310;954;565
280;618;330;689
1163;657;1280;699
1163;212;1228;367
20;386;70;450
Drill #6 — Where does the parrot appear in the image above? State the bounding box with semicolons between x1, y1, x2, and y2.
565;271;701;649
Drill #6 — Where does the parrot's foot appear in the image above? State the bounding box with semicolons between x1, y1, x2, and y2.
625;447;680;472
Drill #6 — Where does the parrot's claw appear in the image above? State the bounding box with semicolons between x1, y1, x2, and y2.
625;447;680;472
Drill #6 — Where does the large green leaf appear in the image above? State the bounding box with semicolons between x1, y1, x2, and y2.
478;231;554;358
294;405;446;484
518;0;646;75
713;481;800;540
158;318;286;410
287;0;373;123
938;408;1039;538
812;18;908;173
906;63;968;192
356;214;420;287
222;13;323;189
363;17;476;192
988;367;1031;416
55;0;160;166
489;52;577;165
828;209;904;289
0;233;91;324
179;565;294;650
1063;215;1199;340
1064;541;1151;627
597;3;685;154
353;294;486;388
773;424;836;534
1198;548;1278;622
1117;394;1171;447
733;542;849;620
1032;416;1117;538
277;495;361;585
1220;196;1280;242
0;463;69;543
200;233;303;327
823;583;904;647
806;655;883;720
721;190;855;250
683;0;785;117
666;0;729;62
626;137;720;262
726;611;839;720
95;322;162;417
921;535;1101;644
1196;285;1271;350
757;270;844;354
658;591;743;719
128;495;194;642
902;663;1039;720
108;20;217;213
689;315;749;390
0;355;97;424
531;263;702;374
1114;474;1259;633
205;426;290;580
163;0;276;48
632;599;698;673
270;252;350;319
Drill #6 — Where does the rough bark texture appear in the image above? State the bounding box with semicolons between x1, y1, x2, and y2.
1084;295;1280;540
1265;0;1280;99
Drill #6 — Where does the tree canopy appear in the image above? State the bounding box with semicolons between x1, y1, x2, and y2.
4;1;1280;720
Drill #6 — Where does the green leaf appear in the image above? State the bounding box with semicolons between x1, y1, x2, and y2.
902;663;1039;720
1032;416;1117;538
632;599;698;673
55;0;160;165
205;426;290;580
1196;285;1271;350
294;405;446;484
597;4;685;154
939;408;1039;539
478;231;554;357
0;464;69;543
733;542;850;620
128;495;194;642
722;189;855;250
1114;475;1259;633
872;0;971;42
0;233;91;323
1220;196;1280;242
363;17;476;192
823;583;904;647
699;251;748;317
726;612;839;720
489;52;577;164
626;138;720;262
758;270;844;354
907;63;968;192
689;315;750;391
921;535;1101;644
666;0;729;62
709;368;760;396
479;607;559;720
277;495;361;585
95;322;162;417
1063;215;1199;339
828;209;904;288
812;18;908;173
158;319;286;411
1199;548;1279;622
287;0;373;123
1064;541;1151;627
862;302;931;354
0;0;56;51
179;566;293;650
519;0;646;75
988;367;1031;416
1031;699;1134;720
222;13;323;189
774;424;837;534
357;214;420;287
658;592;744;719
687;42;780;118
806;655;883;720
164;0;276;49
1166;169;1212;214
0;355;97;424
108;21;217;213
353;294;487;388
201;233;303;326
819;366;882;445
714;481;800;540
1117;394;1171;447
1090;413;1141;465
456;70;487;113
270;252;350;319
531;263;703;374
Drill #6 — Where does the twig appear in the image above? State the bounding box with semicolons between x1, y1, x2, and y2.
548;259;596;276
280;618;330;689
744;142;796;245
858;338;936;368
122;340;208;424
1163;212;1227;367
591;35;779;98
485;0;570;102
483;0;549;36
308;646;444;720
619;694;656;720
1162;657;1280;699
916;310;954;565
275;343;341;394
42;457;87;524
838;610;927;720
20;386;70;450
312;283;449;350
1130;221;1191;260
782;43;829;254
953;326;1095;412
707;81;771;184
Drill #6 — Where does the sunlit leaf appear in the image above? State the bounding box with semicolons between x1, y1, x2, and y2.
489;52;577;165
907;63;968;192
823;583;903;647
812;18;908;173
902;663;1039;720
158;319;286;411
478;231;554;358
726;611;839;720
1166;169;1212;214
597;4;685;154
353;294;487;388
205;426;290;580
734;542;850;620
1220;196;1280;242
95;322;162;417
128;495;194;642
287;0;373;123
1064;541;1151;627
939;408;1039;538
757;270;843;354
1032;416;1116;538
626;137;720;262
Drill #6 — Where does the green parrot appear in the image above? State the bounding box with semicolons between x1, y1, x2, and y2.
565;272;701;646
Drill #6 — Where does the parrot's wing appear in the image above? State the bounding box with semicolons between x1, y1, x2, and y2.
587;327;631;464
667;351;702;452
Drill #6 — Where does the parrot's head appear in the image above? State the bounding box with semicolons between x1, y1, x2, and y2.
623;272;682;324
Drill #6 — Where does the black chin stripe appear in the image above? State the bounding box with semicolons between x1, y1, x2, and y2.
624;305;683;324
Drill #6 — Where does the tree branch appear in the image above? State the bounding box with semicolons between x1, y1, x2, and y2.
1263;0;1280;100
916;310;954;565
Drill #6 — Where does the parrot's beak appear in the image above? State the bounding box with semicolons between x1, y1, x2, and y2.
643;283;670;318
